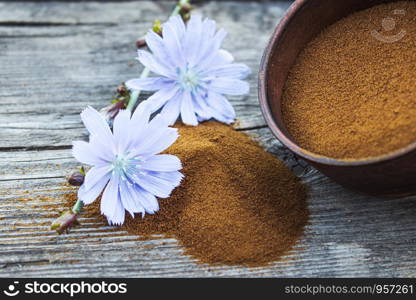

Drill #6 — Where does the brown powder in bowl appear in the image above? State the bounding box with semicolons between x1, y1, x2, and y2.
282;1;416;159
73;121;308;266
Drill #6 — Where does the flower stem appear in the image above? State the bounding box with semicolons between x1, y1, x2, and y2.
72;198;84;214
126;0;191;112
126;68;150;111
172;0;190;16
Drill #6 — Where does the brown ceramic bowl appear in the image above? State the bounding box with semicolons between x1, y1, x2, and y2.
259;0;416;197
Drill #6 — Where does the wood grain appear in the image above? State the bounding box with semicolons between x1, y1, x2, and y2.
1;0;415;277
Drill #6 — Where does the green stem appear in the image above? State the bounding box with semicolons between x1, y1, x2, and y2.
72;198;84;214
126;0;191;112
126;68;150;111
171;0;189;16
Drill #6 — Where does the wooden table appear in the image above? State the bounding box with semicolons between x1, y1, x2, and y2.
1;0;415;278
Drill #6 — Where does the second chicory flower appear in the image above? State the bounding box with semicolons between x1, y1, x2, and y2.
126;15;251;126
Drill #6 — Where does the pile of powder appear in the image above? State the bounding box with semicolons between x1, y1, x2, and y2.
73;121;308;266
282;1;416;159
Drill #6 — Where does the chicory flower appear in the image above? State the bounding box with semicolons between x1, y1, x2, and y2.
72;105;183;225
126;15;251;126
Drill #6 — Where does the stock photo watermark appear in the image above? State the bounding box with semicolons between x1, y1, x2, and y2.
371;9;407;43
2;281;127;297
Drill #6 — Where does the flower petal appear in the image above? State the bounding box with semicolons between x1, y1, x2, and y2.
145;85;180;113
193;28;227;69
136;186;159;214
209;109;234;124
126;101;152;150
184;14;203;64
78;172;110;205
84;164;113;191
125;77;174;92
162;16;186;67
137;50;175;78
202;18;217;38
167;15;186;39
141;154;182;172
118;180;144;217
210;49;234;67
209;78;249;95
145;30;175;69
199;94;234;124
204;63;251;79
108;197;125;226
138;127;179;156
113;109;132;153
80;106;114;141
146;111;171;130
89;135;115;162
131;100;151;125
193;92;213;121
193;18;217;65
207;92;236;120
147;171;183;190
72;141;108;166
180;91;198;126
128;114;178;157
132;171;176;198
160;92;182;125
101;175;125;225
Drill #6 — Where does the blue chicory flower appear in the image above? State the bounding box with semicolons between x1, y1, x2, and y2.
72;104;183;225
126;15;251;126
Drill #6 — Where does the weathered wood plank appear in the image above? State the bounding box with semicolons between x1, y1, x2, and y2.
1;0;415;278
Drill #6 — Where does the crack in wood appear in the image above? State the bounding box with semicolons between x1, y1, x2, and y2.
0;34;76;39
0;259;50;268
0;21;117;27
0;176;66;182
236;125;268;131
0;145;72;152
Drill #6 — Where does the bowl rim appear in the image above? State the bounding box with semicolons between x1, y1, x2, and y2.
258;0;416;167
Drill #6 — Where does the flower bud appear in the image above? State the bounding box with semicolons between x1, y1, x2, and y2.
180;3;192;14
182;12;191;22
153;20;163;36
136;39;147;48
51;210;79;234
68;169;85;186
117;85;127;95
100;100;126;124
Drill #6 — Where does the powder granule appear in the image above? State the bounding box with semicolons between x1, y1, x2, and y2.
76;121;308;266
282;1;416;159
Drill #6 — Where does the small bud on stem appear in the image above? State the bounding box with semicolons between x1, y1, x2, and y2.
182;12;191;22
51;210;79;234
51;198;84;234
153;20;163;36
180;3;192;15
68;167;85;186
117;84;128;95
136;39;147;48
